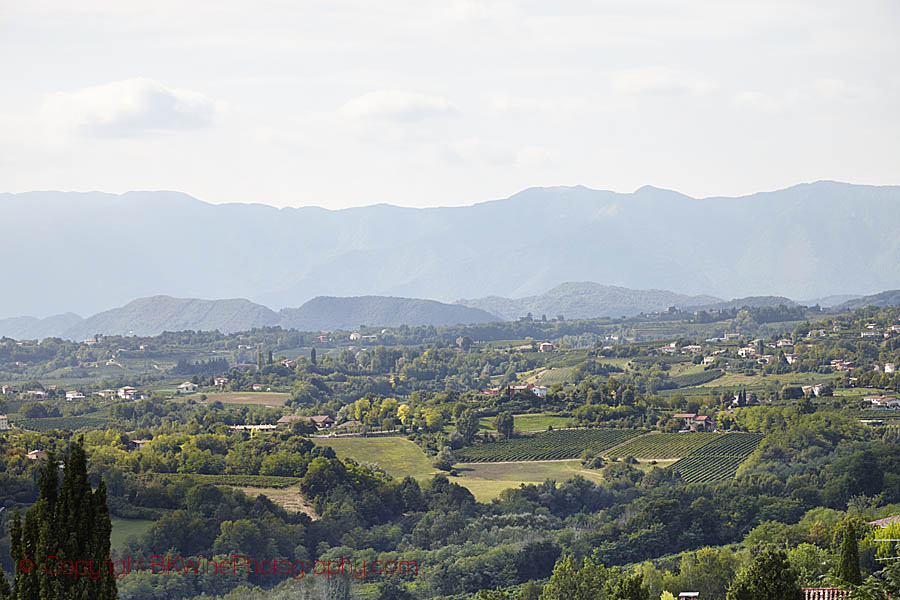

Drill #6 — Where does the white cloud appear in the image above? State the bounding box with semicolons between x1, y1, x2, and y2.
40;78;219;138
446;138;554;168
613;68;716;97
338;90;459;123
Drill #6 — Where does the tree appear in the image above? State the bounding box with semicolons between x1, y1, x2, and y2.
608;571;648;600
495;412;515;439
310;347;317;365
836;520;863;586
727;546;802;600
10;438;117;600
433;448;457;471
0;567;10;600
457;408;481;443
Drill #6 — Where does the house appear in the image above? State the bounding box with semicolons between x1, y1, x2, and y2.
0;414;9;430
1;385;13;395
276;415;334;430
886;363;896;374
349;332;362;341
784;354;799;365
130;439;151;451
861;330;877;338
681;345;702;353
229;425;277;433
679;594;700;600
803;588;850;600
702;356;717;365
26;390;47;398
26;450;48;461
673;413;716;432
310;415;335;429
723;333;741;341
316;335;329;342
737;346;757;358
869;515;900;528
65;390;86;402
117;386;139;400
95;389;117;399
539;342;555;353
252;384;264;392
866;396;900;408
776;338;793;348
482;387;501;396
532;385;548;398
214;377;229;386
177;382;198;393
282;359;297;368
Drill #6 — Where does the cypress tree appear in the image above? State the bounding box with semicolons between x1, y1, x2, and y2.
10;438;117;600
0;566;11;600
836;520;863;586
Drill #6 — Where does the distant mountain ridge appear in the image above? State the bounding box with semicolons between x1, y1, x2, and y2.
837;290;900;310
0;295;502;340
457;282;721;320
4;182;900;318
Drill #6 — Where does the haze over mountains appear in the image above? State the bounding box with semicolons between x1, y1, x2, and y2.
3;181;900;324
3;282;899;341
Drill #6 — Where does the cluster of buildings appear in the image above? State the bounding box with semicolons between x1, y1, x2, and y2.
672;413;717;432
483;383;549;398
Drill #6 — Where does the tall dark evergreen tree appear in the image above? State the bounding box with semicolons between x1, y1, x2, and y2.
310;346;317;365
836;520;863;586
9;439;117;600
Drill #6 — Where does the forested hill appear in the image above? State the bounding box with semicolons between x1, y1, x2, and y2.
3;181;900;318
279;296;500;330
457;282;721;320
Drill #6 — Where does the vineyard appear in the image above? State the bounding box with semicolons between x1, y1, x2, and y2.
605;432;721;459
456;429;643;462
669;432;764;483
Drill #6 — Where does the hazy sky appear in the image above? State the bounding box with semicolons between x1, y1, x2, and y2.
2;0;898;208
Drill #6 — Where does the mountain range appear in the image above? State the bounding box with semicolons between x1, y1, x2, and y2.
2;283;899;341
3;181;900;320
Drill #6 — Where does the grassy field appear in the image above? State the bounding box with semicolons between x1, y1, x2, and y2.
110;518;154;551
201;392;289;406
477;413;575;432
311;436;438;480
452;460;604;501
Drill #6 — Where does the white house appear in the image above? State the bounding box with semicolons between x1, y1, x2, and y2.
0;414;9;430
177;382;198;393
117;386;139;400
65;391;86;402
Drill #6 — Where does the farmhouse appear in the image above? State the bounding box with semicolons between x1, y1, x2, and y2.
130;439;151;450
673;413;717;432
177;381;198;393
865;395;900;408
229;424;277;433
214;377;229;386
26;390;47;398
26;450;48;461
702;356;717;365
539;342;554;352
117;386;140;400
96;389;117;399
65;390;86;401
776;338;793;348
277;415;335;430
0;414;9;430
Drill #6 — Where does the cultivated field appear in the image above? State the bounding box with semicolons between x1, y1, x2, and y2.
455;429;643;462
605;432;722;459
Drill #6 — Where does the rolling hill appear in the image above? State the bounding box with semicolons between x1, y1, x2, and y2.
457;282;720;320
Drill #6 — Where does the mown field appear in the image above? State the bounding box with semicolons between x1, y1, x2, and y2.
477;413;575;432
455;429;643;462
201;392;289;406
311;436;438;480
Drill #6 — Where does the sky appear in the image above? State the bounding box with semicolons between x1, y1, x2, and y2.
1;0;898;209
